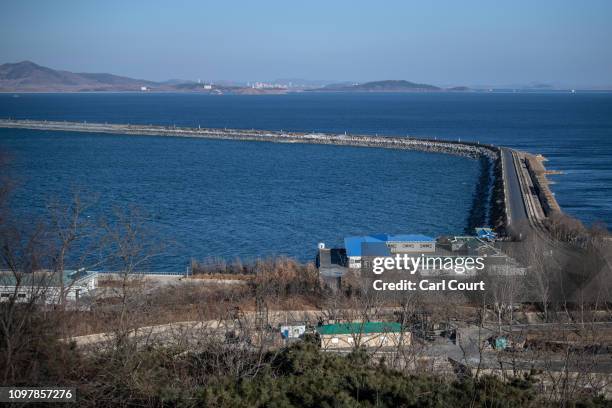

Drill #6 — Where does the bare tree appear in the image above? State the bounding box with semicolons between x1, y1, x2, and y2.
46;193;96;306
98;206;158;353
0;161;75;385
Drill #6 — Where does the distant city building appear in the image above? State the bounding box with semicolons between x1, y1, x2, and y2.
251;81;285;89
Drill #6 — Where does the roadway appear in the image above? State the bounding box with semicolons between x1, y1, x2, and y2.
500;147;528;238
502;147;612;302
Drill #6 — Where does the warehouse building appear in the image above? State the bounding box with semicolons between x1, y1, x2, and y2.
316;233;524;291
317;234;436;288
317;322;409;349
344;234;436;269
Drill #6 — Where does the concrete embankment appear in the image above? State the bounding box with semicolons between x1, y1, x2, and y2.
0;119;506;231
511;150;563;235
0;119;498;158
523;153;562;216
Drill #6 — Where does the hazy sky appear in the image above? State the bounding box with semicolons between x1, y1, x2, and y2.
2;0;611;86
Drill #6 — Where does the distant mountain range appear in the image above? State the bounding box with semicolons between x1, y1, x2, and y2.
0;61;474;93
0;61;286;93
0;61;161;92
2;61;608;93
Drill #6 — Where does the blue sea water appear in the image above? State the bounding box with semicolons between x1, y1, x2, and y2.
0;92;611;270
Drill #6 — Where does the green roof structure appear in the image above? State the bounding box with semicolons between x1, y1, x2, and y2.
316;322;402;335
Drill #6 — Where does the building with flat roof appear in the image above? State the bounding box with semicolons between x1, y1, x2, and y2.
317;322;409;349
0;269;98;304
344;234;436;269
317;233;524;289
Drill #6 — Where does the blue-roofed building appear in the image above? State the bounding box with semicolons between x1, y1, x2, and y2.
344;234;435;269
316;232;525;290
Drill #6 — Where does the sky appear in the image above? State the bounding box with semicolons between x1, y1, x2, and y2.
1;0;612;87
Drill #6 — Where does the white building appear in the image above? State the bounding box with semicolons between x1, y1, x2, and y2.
0;270;98;304
280;325;306;339
317;322;409;349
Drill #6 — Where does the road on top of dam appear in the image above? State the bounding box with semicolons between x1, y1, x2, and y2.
501;147;528;235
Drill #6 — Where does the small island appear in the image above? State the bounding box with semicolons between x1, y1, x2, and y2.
310;79;470;92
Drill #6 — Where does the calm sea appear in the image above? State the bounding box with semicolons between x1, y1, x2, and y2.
0;92;610;270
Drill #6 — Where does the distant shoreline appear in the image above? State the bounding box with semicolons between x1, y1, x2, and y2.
2;62;611;94
2;89;611;95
